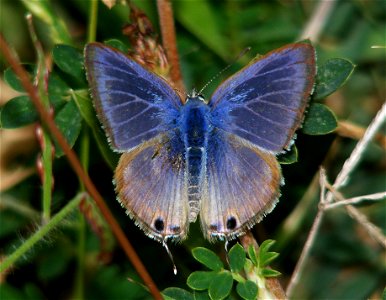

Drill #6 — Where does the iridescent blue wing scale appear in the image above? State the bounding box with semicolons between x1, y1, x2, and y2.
201;132;281;240
115;134;188;241
85;43;189;241
209;43;316;153
85;43;181;151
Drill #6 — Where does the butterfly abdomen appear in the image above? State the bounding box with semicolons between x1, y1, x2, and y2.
180;97;211;221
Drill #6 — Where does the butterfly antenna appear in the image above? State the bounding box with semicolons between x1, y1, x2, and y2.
198;47;252;96
163;240;178;275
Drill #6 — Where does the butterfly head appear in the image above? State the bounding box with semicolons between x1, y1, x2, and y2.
186;89;206;104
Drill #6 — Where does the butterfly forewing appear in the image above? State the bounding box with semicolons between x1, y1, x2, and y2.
209;43;315;153
115;135;189;241
200;132;281;240
85;43;181;151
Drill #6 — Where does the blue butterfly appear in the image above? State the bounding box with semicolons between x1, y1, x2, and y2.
84;42;316;242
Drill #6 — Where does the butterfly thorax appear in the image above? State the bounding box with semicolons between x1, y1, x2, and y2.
180;96;211;222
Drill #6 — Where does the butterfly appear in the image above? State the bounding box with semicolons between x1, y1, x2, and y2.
84;42;316;243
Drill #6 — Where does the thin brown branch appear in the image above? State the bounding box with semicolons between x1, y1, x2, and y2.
327;102;386;203
324;181;386;248
286;168;327;298
156;0;186;97
324;191;386;210
0;34;162;300
337;120;386;150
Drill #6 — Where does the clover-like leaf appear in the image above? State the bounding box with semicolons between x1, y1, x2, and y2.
314;58;355;100
302;103;338;135
52;44;84;80
277;144;298;165
260;268;281;278
258;240;278;267
247;245;258;267
53;99;82;157
72;90;119;168
187;271;215;290
236;280;258;300
48;72;70;110
259;252;279;268
1;96;38;128
192;247;223;271
4;64;35;92
228;243;246;273
104;39;129;53
208;271;233;300
193;290;211;300
163;287;194;300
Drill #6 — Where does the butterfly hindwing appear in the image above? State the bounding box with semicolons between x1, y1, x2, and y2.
114;134;189;241
85;43;181;151
200;131;281;240
209;43;316;153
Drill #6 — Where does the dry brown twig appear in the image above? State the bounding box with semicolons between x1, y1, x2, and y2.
0;34;163;300
286;103;386;298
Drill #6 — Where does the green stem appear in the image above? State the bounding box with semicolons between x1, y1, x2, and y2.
74;129;90;300
0;193;84;273
42;131;53;222
87;0;98;43
74;210;86;300
26;13;53;223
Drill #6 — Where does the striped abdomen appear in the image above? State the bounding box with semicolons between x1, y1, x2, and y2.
180;97;210;221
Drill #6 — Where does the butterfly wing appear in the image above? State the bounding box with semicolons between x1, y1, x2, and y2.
209;43;316;153
85;43;188;241
200;132;281;241
115;134;189;241
85;43;181;151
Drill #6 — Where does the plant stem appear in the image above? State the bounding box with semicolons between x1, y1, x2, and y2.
26;14;53;223
0;34;162;300
156;0;185;96
74;129;90;300
41;132;53;222
326;102;386;202
87;0;98;43
0;193;85;274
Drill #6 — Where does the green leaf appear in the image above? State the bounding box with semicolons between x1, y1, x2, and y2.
259;252;279;268
163;287;194;300
72;90;119;168
193;291;211;300
192;247;223;271
236;280;258;300
187;271;215;290
48;72;70;110
53;99;82;157
260;268;281;278
175;1;229;60
277;145;298;164
21;0;72;44
52;44;84;80
314;58;355;100
208;271;233;300
228;243;246;273
302;103;338;135
1;96;38;128
104;39;129;53
259;240;275;254
4;64;35;92
258;240;278;267
247;245;258;266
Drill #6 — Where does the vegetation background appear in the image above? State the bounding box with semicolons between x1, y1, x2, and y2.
0;0;385;299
